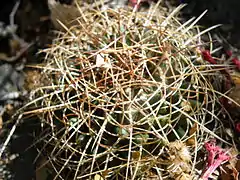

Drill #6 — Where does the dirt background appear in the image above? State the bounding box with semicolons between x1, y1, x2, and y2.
0;0;239;179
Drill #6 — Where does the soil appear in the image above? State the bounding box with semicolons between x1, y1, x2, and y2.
0;0;239;179
182;0;240;48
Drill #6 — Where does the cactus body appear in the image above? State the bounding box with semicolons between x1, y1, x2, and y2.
29;4;226;179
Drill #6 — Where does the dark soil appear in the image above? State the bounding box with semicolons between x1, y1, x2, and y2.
182;0;240;48
0;0;240;179
0;0;50;179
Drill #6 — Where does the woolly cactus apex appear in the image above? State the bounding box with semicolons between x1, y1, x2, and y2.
25;4;229;180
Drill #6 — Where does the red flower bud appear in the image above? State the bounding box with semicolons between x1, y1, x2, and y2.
201;50;217;64
232;57;240;70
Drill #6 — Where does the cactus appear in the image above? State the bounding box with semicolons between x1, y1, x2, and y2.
26;3;228;179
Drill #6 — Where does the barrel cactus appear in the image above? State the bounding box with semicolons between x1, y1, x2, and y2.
27;3;228;179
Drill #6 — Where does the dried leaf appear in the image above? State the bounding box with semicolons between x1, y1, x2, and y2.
102;170;111;178
132;151;141;160
94;174;104;180
230;72;240;86
219;148;239;180
186;137;196;146
189;123;198;135
186;123;198;146
221;163;238;180
228;86;240;106
96;54;112;68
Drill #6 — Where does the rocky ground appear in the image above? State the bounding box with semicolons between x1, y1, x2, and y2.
0;0;239;179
